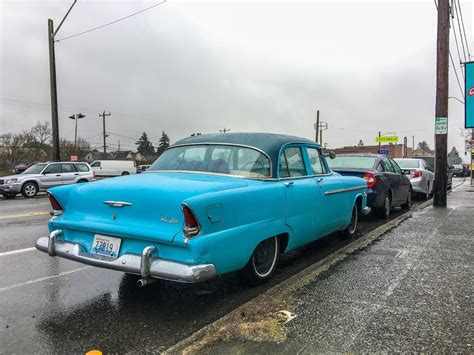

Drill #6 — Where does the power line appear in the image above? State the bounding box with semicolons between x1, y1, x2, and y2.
450;51;465;99
450;7;465;78
455;0;471;59
56;0;167;42
453;0;468;61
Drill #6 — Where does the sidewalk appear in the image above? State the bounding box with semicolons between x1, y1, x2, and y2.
192;180;473;353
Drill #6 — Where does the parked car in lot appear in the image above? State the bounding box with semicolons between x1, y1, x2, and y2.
13;162;37;174
90;160;137;177
0;162;94;199
328;153;412;219
137;164;151;173
394;158;434;199
36;133;369;286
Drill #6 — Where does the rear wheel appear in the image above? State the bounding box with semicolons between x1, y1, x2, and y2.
401;189;412;210
341;204;358;239
376;194;391;219
241;236;279;286
21;182;38;198
121;171;130;176
423;182;430;200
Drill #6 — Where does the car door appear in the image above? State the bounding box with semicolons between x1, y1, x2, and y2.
305;146;345;235
39;163;63;188
381;158;401;204
61;163;79;184
279;146;321;248
390;158;409;202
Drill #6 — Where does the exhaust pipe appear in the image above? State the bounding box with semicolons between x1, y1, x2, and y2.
137;277;157;287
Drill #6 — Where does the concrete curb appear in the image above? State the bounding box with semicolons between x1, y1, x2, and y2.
164;199;434;354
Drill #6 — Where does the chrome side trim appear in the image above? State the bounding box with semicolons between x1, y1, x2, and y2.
324;185;367;195
35;235;216;283
103;201;133;207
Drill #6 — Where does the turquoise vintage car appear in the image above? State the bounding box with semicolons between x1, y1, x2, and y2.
36;133;369;285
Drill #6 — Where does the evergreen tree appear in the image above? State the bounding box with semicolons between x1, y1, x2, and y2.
157;131;170;155
448;146;462;164
417;141;431;153
136;132;155;156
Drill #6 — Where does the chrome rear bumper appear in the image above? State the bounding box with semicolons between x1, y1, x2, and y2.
35;230;216;283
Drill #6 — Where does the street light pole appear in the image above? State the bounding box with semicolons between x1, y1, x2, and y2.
68;113;86;151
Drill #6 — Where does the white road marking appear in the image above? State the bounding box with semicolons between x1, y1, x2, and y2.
0;211;49;220
0;247;36;257
0;266;91;293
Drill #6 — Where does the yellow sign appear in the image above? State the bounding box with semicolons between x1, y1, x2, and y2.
376;136;398;143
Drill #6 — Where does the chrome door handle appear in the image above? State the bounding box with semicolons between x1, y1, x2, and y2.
55;174;61;177
284;181;294;187
316;178;324;182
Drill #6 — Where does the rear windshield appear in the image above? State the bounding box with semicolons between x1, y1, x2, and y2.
23;163;47;174
149;144;271;178
393;159;420;169
328;156;377;170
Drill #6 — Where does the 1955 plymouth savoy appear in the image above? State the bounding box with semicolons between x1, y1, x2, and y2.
36;133;369;286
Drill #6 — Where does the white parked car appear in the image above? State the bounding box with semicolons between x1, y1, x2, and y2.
90;160;137;177
393;158;434;199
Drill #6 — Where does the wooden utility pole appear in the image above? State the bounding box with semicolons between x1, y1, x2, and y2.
48;19;60;161
47;1;78;161
433;0;450;207
100;111;111;159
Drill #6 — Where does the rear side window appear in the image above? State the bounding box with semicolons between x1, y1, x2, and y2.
75;163;90;172
61;164;77;173
280;147;306;178
382;158;395;173
390;159;402;174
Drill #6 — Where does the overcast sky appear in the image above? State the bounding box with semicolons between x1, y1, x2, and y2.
0;0;472;161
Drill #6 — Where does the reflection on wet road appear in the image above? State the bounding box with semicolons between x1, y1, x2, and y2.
0;191;434;353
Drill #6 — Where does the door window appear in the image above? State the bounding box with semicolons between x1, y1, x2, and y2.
43;164;61;174
280;147;306;177
306;148;327;175
61;164;77;173
91;161;101;168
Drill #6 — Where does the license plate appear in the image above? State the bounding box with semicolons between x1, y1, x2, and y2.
91;234;122;258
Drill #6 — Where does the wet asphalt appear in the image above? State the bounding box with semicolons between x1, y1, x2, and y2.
0;187;440;353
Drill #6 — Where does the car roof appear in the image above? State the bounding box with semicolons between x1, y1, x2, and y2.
174;132;318;177
336;153;385;158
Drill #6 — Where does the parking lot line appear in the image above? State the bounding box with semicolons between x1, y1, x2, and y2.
0;211;49;220
0;247;36;257
0;266;90;293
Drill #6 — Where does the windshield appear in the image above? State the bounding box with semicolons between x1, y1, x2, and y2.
328;156;377;170
393;159;420;169
149;144;271;178
23;163;47;174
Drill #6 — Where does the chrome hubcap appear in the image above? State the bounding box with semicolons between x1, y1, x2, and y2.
252;237;278;277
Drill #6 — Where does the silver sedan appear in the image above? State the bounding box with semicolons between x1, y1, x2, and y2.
393;158;434;199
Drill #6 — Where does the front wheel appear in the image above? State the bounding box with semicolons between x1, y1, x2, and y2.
241;236;280;286
21;182;38;198
341;204;358;239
